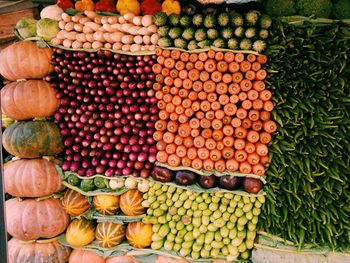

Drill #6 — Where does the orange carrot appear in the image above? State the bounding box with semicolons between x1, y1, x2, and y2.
167;120;179;133
155;48;162;56
170;86;179;95
159;110;170;120
260;132;272;144
204;59;217;72
224;51;235;63
215;51;224;61
200;118;211;129
164;76;174;86
223;103;237;116
181;157;192;167
223;136;234;147
228;61;240;73
209;149;221;161
255;142;268;156
161;68;170;77
187;147;197;160
183;79;193;90
198;147;210;160
260;90;272;101
189;53;198;63
195;111;204;119
242;118;252;129
240;60;251;72
251;61;261;72
247;54;256;62
223;125;234;136
217;61;228;72
153;131;164;141
178;89;188;99
185;108;194;117
172;95;181;106
263;101;274;112
162;86;170;94
211;101;221;111
222;73;233;84
239;161;252;174
253;80;265;91
260;155;270;166
211;71;223;83
216;82;228;95
184;137;194;148
247;130;260;143
212;119;223;130
203;80;216;93
252;120;262;131
165;103;175;113
186;62;194;71
232;72;243;83
162;49;170;58
219;94;230;105
194;136;205;148
171;49;181;60
199;71;209;82
234;53;245;63
229;95;239;104
235;150;248;162
156;151;168;163
222;147;234;159
189;69;200;81
153;83;162;91
240;79;252;92
164;57;176;69
182;98;192;108
156;74;164;83
228;83;240;95
212;130;224;141
252;99;264;110
198;52;208;62
165;143;176;154
176;145;187;158
256;69;267;80
260;110;271;121
191;101;200;112
191;158;203;170
205;138;216;150
253;164;265;176
245;142;255;154
202;128;213;139
203;159;214;171
195;60;204;71
223;116;232;125
178;113;188;123
257;54;268;64
152;64;162;74
242;100;253;110
234;138;245;150
169;112;179;121
179;69;188;80
247;89;259;101
174;134;183;146
216;141;224;150
226;159;239;172
157;100;166;109
155;120;167;131
231;117;242;128
215;160;226;173
175;61;185;71
263;120;277;133
189;118;200;129
156;141;166;151
157;55;165;65
236;108;248;119
180;52;190;62
170;69;179;79
163;132;175;144
188;91;198;101
245;70;256;81
207;93;217;103
178;123;191;137
200;101;211;112
235;126;247;139
205;110;215;120
168;154;180;167
213;110;224;121
208;49;216;58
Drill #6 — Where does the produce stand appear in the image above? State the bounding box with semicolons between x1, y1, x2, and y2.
0;0;349;263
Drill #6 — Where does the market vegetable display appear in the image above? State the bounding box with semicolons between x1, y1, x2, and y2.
1;80;60;120
260;20;350;249
4;158;64;197
8;238;71;263
49;49;158;177
5;198;69;241
0;41;53;81
2;120;64;158
68;249;140;263
143;181;265;260
52;11;158;51
153;48;275;176
154;10;272;51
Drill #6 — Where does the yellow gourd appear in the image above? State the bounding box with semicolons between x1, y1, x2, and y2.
161;0;180;15
116;0;141;15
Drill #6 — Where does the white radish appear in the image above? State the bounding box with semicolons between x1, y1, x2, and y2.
83;42;92;49
104;43;112;49
79;17;91;24
121;35;134;44
118;16;126;24
130;44;141;52
143;35;151;45
66;32;77;40
92;41;103;49
147;24;157;33
102;24;114;32
112;42;122;50
103;33;113;43
72;14;83;23
150;33;159;44
110;32;123;42
56;30;67;39
134;35;143;44
85;22;100;31
73;23;83;32
122;44;131;51
149;45;156;51
128;26;141;35
111;23;121;31
62;39;72;48
58;20;66;30
137;27;150;35
64;22;74;32
72;40;83;49
50;38;62;46
83;26;94;34
85;33;94;42
76;33;87;42
124;12;135;22
93;31;105;42
61;13;71;22
121;23;133;33
132;16;142;26
108;16;118;24
84;11;98;20
141;15;153;27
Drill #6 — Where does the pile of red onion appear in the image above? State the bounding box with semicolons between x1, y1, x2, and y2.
47;49;158;177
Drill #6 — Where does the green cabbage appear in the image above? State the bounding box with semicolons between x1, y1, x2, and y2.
15;17;37;39
36;18;59;41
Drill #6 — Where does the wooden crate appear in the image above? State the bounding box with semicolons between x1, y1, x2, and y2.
0;0;39;50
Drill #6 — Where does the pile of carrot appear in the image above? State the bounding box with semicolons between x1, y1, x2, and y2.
152;48;276;176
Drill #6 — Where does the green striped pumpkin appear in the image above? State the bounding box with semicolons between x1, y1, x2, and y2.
2;121;63;158
95;222;125;248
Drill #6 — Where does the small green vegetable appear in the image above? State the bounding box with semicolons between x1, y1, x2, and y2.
158;26;170;37
231;13;244;27
174;38;188;49
195;28;207;42
168;13;180;26
212;38;225;48
153;12;168;26
180;15;191;27
80;179;95;192
182;28;195;40
245;10;260;26
207;28;219;40
218;13;229;27
169;27;182;39
158;37;173;47
239;38;252;50
192;14;204;27
204;14;216;29
221;27;233;39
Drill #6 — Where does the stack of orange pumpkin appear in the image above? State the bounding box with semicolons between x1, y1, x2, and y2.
0;41;70;263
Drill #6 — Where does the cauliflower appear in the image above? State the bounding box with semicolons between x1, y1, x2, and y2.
295;0;332;18
332;0;350;19
264;0;296;17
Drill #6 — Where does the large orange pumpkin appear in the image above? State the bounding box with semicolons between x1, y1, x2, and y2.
95;222;125;248
5;198;69;241
2;120;64;158
62;189;90;216
8;238;71;263
155;256;189;263
1;80;59;120
0;41;53;81
93;195;120;215
66;218;95;247
126;222;152;248
69;250;104;263
4;158;64;197
120;190;145;216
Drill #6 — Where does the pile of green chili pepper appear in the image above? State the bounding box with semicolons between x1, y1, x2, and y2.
259;19;350;250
